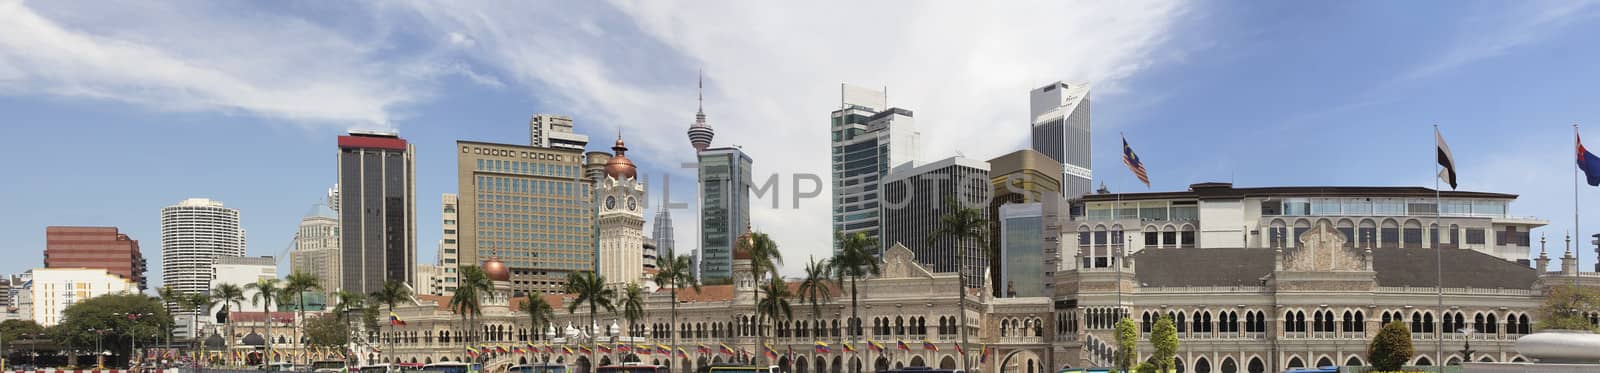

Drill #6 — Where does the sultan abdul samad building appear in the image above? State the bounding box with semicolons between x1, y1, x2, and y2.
369;183;1600;373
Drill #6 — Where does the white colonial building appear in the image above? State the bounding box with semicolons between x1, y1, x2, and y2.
596;135;647;287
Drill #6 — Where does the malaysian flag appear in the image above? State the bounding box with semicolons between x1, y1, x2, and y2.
1122;135;1149;188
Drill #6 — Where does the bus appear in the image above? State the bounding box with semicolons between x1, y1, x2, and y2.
358;364;405;373
508;363;567;373
596;363;670;373
877;367;962;373
311;360;349;373
263;362;297;371
1284;367;1338;373
421;362;479;373
704;364;779;373
1057;369;1113;373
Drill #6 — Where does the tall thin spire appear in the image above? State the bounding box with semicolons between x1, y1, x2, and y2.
687;70;715;151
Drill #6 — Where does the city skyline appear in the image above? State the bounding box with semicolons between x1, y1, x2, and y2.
8;1;1600;287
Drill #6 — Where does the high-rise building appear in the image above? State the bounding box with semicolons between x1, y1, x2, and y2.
20;268;137;326
652;209;676;259
1029;81;1093;200
697;147;752;284
998;202;1045;298
457;138;592;296
596;136;647;286
338;131;416;294
290;203;340;292
437;194;460;295
209;256;276;312
880;156;991;287
643;238;659;273
987;149;1063;296
44;226;147;290
417;262;439;297
161;198;245;295
830;84;920;255
327;185;341;214
529;114;590;152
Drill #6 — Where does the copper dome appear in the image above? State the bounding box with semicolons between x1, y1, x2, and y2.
483;259;510;282
604;134;637;180
733;223;755;260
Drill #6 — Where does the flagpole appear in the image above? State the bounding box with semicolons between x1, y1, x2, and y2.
1576;123;1582;287
1433;125;1444;366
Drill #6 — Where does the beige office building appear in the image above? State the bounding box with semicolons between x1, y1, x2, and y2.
457;140;593;296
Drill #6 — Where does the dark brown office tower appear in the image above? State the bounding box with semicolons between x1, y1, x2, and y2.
338;130;416;294
44;226;148;290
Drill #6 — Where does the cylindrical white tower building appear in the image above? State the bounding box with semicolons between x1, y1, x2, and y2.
161;198;245;295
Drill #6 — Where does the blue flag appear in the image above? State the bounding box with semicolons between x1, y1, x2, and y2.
1579;135;1600;186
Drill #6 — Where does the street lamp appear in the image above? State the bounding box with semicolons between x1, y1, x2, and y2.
1458;327;1477;365
92;328;112;369
117;312;152;368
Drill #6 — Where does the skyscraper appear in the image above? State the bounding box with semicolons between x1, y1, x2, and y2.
698;147;753;283
290;203;340;293
437;193;459;295
161;198;245;295
457;127;592;295
338;130;416;294
1029;81;1093;200
652;209;676;259
595;135;647;286
830;84;919;255
529;114;590;152
880;156;991;287
987;149;1063;296
44;226;147;291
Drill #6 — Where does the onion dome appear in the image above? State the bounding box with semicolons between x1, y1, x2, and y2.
687;72;714;151
603;134;637;180
242;332;265;346
733;223;755;260
483;258;510;282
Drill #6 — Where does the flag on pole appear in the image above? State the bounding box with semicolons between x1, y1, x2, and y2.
979;345;992;363
497;345;510;354
656;344;671;355
466;348;480;358
677;348;690;359
1579;134;1600;186
719;343;735;356
389;311;407;326
954;343;964;355
867;340;884;353
1437;128;1457;190
841;342;855;353
896;340;910;352
763;343;778;360
814;341;832;354
1122;135;1150;188
561;345;574;355
922;340;938;352
637;344;653;355
598;344;613;354
697;344;711;355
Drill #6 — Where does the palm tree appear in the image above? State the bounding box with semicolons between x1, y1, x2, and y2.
755;277;793;365
333;290;366;359
157;286;179;352
246;278;280;365
927;197;987;372
620;282;647;340
451;265;492;359
177;292;212;355
283;271;322;365
564;271;616;369
519;294;555;362
738;231;783;364
369;280;411;364
211;283;245;365
797;257;834;329
829;232;880;345
653;254;699;370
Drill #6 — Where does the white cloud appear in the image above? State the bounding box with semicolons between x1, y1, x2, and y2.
389;0;1191;275
0;1;437;128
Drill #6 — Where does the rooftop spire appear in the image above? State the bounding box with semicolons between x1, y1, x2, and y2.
698;69;704;114
687;70;715;152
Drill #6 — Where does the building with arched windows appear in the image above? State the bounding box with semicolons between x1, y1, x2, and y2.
1058;182;1599;373
347;182;1600;373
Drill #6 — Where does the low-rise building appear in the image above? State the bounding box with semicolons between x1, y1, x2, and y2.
21;268;138;326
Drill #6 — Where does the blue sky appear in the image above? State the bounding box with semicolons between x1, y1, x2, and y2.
4;0;1600;287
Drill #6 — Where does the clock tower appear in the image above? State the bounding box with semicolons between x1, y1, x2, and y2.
596;134;647;286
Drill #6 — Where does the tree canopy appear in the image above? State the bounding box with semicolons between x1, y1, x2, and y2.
1368;321;1413;371
54;293;171;367
1536;285;1600;332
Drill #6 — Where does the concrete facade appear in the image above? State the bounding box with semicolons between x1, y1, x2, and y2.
457;140;593;295
162;198;245;295
44;226;147;290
